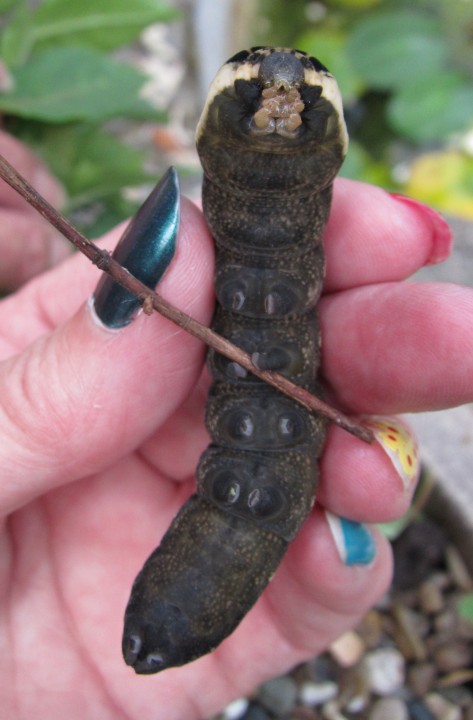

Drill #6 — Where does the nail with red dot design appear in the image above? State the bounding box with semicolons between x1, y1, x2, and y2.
363;416;419;492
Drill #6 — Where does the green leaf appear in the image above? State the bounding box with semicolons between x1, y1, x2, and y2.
388;73;473;141
82;196;140;237
33;124;148;204
406;150;473;220
0;0;18;11
347;11;448;90
331;0;380;6
339;140;392;187
378;518;410;541
458;593;473;626
31;0;179;52
0;46;157;122
0;1;34;66
295;28;362;102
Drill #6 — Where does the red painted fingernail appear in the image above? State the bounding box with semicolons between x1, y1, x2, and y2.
390;193;453;265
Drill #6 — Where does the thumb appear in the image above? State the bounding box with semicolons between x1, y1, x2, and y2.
0;198;214;515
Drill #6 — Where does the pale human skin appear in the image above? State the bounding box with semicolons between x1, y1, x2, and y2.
0;133;472;719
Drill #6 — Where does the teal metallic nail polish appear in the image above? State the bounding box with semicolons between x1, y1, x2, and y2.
325;511;376;566
93;167;180;328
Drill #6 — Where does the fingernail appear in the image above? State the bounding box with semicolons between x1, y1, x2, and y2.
92;167;179;328
325;511;376;566
390;194;452;265
363;416;419;492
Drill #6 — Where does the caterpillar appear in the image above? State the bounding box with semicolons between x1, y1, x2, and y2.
122;46;348;674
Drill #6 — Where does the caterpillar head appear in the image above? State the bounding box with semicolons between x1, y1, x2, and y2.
196;47;348;192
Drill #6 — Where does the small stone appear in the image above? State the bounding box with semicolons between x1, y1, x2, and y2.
223;698;250;720
286;707;318;720
257;676;298;717
407;698;437;720
298;680;338;706
418;578;445;614
438;683;473;708
291;664;311;686
306;655;337;682
396;588;419;608
338;666;370;713
437;667;473;688
240;704;271;720
321;700;348;720
392;519;447;591
362;648;405;695
391;604;428;661
355;610;383;648
374;590;392;611
424;692;462;720
329;630;365;667
369;697;409;720
433;607;457;634
457;614;473;641
407;662;438;696
344;694;368;714
446;544;473;591
432;639;473;673
429;571;450;592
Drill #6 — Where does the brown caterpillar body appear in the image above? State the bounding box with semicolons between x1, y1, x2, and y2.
123;47;348;674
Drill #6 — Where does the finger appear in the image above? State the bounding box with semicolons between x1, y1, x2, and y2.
0;131;70;288
0;208;70;291
0;130;64;210
320;281;473;413
0;199;214;514
324;179;452;292
139;371;211;482
318;416;419;523
259;508;392;657
0;221;129;358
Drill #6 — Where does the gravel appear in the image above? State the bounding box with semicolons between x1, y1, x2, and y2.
211;518;473;720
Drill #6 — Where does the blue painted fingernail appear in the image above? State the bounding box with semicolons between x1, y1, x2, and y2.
325;511;376;566
92;167;180;328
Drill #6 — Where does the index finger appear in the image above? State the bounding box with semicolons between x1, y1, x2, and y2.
0;130;64;210
324;179;452;292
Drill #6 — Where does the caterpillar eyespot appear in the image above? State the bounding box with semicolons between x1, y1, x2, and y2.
122;46;348;674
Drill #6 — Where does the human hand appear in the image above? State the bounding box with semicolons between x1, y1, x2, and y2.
0;130;68;291
1;173;471;720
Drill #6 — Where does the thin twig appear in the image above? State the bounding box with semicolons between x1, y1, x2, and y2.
0;152;374;444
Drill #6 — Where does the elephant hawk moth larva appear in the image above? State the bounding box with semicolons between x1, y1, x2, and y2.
122;46;348;674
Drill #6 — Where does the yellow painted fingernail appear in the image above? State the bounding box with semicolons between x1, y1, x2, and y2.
363;416;419;492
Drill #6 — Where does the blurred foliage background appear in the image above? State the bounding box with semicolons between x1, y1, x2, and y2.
0;0;180;234
261;0;473;221
0;0;471;237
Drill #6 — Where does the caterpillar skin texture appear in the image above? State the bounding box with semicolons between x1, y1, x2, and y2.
122;47;348;674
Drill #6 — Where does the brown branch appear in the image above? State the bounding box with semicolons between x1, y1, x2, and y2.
0;152;374;444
